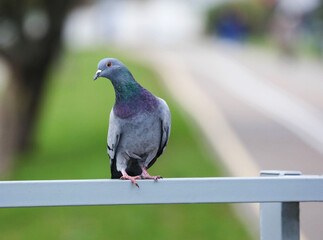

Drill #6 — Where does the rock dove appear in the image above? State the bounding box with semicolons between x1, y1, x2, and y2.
94;58;171;187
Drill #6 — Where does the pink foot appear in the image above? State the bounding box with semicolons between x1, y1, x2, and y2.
120;170;141;187
141;167;162;181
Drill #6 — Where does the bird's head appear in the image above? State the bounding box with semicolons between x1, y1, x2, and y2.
93;58;128;81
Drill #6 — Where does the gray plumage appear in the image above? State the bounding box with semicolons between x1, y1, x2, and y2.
94;58;171;184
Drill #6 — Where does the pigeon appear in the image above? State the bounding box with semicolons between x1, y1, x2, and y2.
94;58;171;187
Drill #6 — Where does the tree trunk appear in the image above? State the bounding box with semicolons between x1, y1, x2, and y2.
0;59;49;174
0;0;75;174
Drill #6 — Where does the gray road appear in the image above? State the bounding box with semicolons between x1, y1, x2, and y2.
139;41;323;240
185;43;323;175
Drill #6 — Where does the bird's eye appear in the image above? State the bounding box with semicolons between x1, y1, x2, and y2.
107;62;112;67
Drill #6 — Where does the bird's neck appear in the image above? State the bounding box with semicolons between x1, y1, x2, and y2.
111;73;158;119
114;81;142;103
110;70;142;103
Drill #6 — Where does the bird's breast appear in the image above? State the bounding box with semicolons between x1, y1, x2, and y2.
113;102;139;119
118;112;161;154
114;92;159;119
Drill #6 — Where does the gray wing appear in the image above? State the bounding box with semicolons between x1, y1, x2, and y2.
148;97;171;168
107;109;121;161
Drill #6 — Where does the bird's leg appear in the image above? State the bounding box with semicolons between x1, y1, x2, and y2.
120;169;141;188
140;167;162;181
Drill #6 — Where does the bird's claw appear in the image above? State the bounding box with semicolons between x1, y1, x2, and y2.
140;167;162;181
120;175;141;187
141;175;162;182
155;176;163;182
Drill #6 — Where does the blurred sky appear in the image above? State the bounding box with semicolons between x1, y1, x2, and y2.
64;0;206;48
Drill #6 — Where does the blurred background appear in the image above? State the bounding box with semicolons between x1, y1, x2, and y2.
1;0;323;239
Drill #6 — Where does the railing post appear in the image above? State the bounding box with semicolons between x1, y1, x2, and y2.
260;171;301;240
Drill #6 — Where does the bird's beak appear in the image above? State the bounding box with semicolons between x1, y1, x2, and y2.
93;70;102;80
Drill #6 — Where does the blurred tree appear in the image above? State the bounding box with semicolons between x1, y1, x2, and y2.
0;0;75;174
205;1;271;41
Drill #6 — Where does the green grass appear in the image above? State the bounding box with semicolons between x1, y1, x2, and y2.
0;50;252;240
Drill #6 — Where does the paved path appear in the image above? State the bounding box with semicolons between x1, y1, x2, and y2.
182;42;323;175
135;41;323;240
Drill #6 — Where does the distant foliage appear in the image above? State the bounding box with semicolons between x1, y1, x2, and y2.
206;1;271;40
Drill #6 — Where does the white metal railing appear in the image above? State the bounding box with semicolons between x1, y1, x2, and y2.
0;170;322;240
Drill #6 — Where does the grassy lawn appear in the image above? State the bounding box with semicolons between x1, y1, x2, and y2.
0;50;251;240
